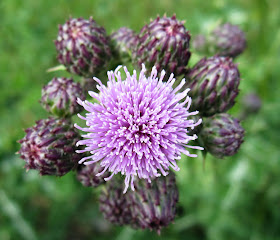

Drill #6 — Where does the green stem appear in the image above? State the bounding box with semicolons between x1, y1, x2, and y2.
46;65;66;73
0;190;37;240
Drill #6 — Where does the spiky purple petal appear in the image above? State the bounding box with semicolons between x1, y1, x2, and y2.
75;65;202;192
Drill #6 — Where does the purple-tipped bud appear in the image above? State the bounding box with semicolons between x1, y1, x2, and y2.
242;93;262;114
185;56;240;117
130;172;179;233
239;93;262;120
193;34;207;53
200;113;245;158
132;15;191;77
55;17;112;77
99;178;134;226
41;77;85;118
18;117;81;176
208;23;246;58
110;27;137;62
76;163;109;187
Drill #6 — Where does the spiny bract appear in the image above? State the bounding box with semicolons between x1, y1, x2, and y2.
55;17;112;77
132;15;191;77
18;117;81;176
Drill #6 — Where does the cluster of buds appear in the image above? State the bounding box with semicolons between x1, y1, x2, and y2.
18;14;252;233
18;75;86;176
183;55;245;157
184;23;248;158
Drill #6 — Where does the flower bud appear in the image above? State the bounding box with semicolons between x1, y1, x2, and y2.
99;178;134;225
193;34;207;53
110;27;137;63
41;77;85;118
18;117;81;176
55;17;112;77
130;172;179;233
132;15;191;77
242;93;262;114
76;163;109;187
185;56;240;116
200;113;244;158
208;23;246;58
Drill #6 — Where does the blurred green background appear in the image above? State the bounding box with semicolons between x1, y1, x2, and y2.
1;0;280;239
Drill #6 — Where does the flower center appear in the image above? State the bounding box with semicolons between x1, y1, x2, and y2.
166;24;180;36
71;27;82;39
29;144;41;159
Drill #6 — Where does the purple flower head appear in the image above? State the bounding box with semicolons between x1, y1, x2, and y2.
75;64;203;193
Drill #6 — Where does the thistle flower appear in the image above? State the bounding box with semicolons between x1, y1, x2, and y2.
41;77;85;118
55;17;112;77
185;56;240;117
200;113;244;158
18;117;81;176
132;15;191;77
75;64;202;192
